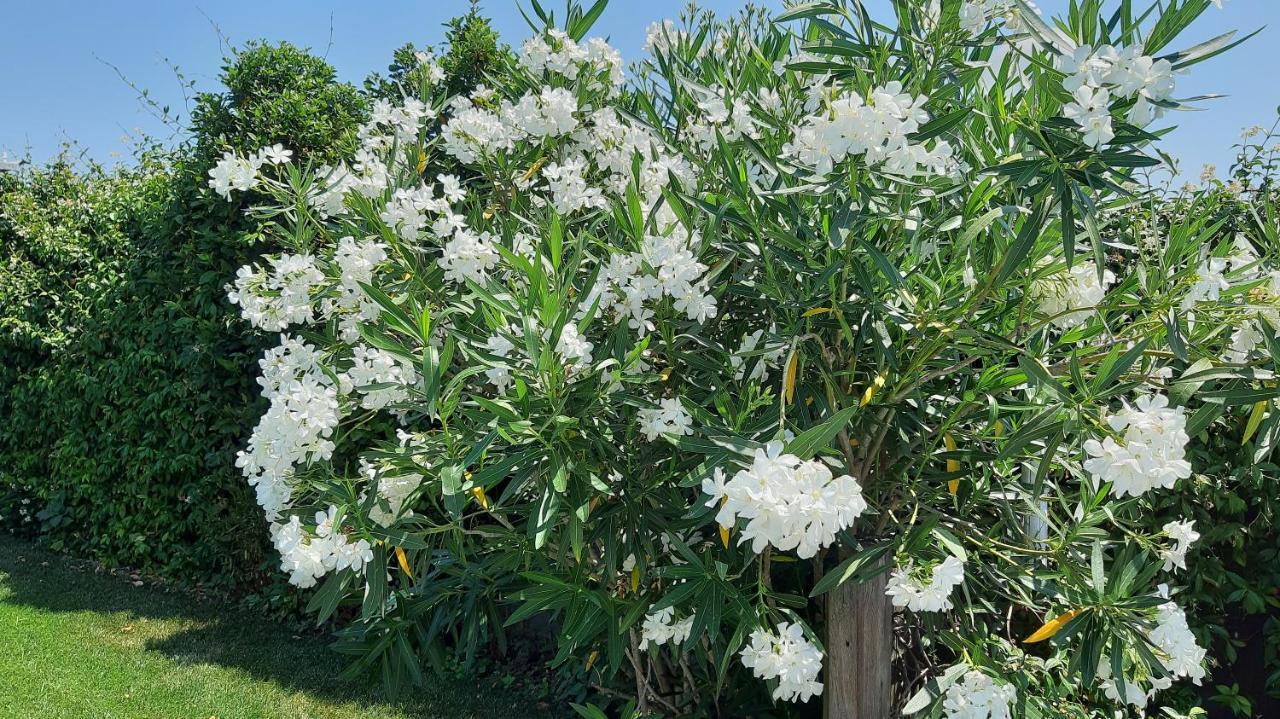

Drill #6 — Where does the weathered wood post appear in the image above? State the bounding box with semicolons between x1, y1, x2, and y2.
823;557;893;719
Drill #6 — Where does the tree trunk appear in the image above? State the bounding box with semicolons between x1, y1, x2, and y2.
823;558;893;719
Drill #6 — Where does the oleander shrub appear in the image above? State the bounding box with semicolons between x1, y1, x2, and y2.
1107;130;1280;715
209;0;1280;715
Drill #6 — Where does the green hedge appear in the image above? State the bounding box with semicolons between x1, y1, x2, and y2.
0;14;507;599
0;43;366;593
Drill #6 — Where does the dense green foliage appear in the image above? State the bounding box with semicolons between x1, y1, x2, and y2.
1135;133;1280;715
0;43;367;591
365;4;508;101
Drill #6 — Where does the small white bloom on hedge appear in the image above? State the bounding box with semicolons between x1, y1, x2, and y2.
739;622;823;703
207;150;261;199
886;555;966;613
257;143;293;165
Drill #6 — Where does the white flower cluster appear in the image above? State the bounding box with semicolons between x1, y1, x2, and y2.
343;345;418;410
510;86;580;138
1057;43;1177;148
540;157;606;215
519;28;624;91
584;223;718;333
228;253;325;332
1032;258;1115;329
885;555;966;612
958;0;1017;34
271;506;374;589
1159;519;1199;572
637;398;694;441
1182;256;1231;311
942;669;1017;719
412;50;446;87
1083;393;1191;498
1097;657;1156;712
238;336;341;519
1147;595;1207;685
438;229;501;285
682;92;759;153
555;323;594;370
366;461;424;527
207;144;293;200
328;237;389;342
640;607;695;650
740;623;824;703
1101;588;1209;708
787;82;955;177
729;329;786;383
701;441;867;559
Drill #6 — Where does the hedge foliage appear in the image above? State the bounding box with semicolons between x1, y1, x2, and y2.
0;12;507;598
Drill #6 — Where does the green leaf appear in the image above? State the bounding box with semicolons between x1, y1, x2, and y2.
786;405;858;460
809;543;891;597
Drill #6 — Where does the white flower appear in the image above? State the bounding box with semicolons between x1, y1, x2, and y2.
345;344;418;410
508;86;579;139
786;82;953;178
1032;258;1115;329
885;555;966;612
1056;46;1110;93
227;253;326;332
208;151;262;199
438;230;500;285
541;157;606;215
740;622;824;703
1148;594;1207;684
702;441;866;559
1225;321;1265;363
640;607;695;650
1160;519;1200;572
637;398;693;441
555;323;594;369
369;470;424;526
258;143;293;165
1083;393;1191;498
1062;85;1114;149
1182;257;1231;311
942;669;1017;719
729;329;785;382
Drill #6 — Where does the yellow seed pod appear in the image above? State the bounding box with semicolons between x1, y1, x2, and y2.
861;373;886;406
783;352;799;404
1024;608;1084;643
394;546;413;580
470;486;489;510
944;432;960;495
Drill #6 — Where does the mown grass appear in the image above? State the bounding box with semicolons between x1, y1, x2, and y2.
0;534;559;719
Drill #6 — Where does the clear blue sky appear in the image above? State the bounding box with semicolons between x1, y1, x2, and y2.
0;1;1274;180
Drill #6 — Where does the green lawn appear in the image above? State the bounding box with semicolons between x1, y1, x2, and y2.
0;534;557;719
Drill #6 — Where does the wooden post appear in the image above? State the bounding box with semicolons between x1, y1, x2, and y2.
823;559;893;719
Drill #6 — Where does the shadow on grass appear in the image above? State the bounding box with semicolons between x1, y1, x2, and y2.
0;535;556;719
